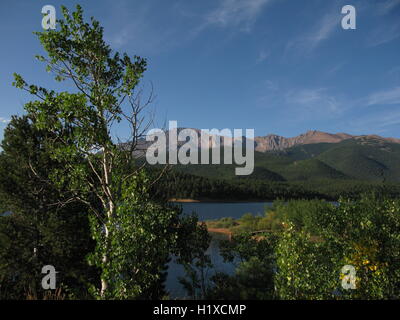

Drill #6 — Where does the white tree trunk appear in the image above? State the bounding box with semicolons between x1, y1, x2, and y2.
100;224;109;297
100;201;114;297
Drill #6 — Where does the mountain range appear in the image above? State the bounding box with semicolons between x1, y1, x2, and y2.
167;130;400;183
254;130;400;152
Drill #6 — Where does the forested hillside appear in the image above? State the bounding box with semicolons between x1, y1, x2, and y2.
171;137;400;184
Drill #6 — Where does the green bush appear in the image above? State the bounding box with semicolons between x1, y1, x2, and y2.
274;195;400;299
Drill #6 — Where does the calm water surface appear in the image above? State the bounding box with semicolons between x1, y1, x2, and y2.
173;201;273;221
166;202;273;298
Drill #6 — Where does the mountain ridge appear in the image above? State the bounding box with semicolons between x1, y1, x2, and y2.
133;128;400;157
169;134;400;183
254;130;400;152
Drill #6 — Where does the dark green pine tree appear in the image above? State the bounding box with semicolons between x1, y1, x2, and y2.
0;115;98;299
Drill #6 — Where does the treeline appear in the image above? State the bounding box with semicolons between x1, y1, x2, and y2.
151;169;400;201
151;170;321;201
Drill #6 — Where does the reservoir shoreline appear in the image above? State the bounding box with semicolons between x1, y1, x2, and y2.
170;198;274;203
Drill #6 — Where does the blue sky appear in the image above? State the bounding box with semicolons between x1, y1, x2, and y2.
0;0;400;141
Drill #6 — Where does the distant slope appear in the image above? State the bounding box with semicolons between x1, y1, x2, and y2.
317;137;400;182
175;161;286;182
139;129;400;183
274;143;341;161
172;136;400;183
279;158;349;181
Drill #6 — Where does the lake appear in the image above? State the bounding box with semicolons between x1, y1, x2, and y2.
166;201;273;298
173;201;273;221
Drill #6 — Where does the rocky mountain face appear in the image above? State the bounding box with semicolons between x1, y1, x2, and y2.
254;130;400;152
134;128;400;154
254;130;353;152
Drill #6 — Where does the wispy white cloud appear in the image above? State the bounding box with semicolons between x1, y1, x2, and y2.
256;83;344;120
199;0;272;32
286;12;339;55
377;0;400;15
307;14;339;48
104;0;272;54
105;3;152;49
104;1;184;54
264;80;278;91
367;20;400;47
256;49;270;63
285;88;341;114
377;113;400;128
348;109;400;134
366;87;400;105
0;117;10;124
257;81;400;135
255;80;280;108
326;62;346;76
